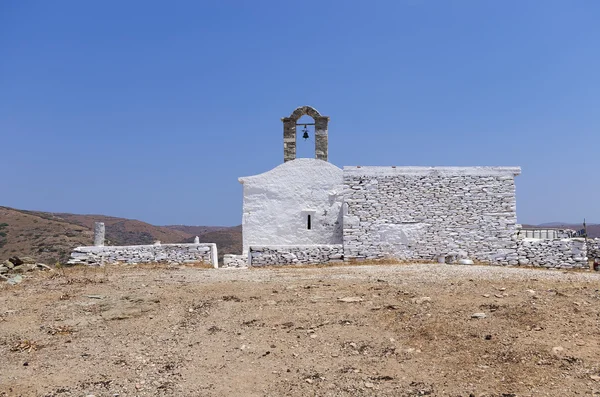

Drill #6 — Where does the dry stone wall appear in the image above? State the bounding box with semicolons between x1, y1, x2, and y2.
248;245;343;266
343;166;521;264
68;243;218;267
222;254;248;268
588;239;600;261
516;238;587;269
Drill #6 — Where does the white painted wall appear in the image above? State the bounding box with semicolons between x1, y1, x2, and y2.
239;158;343;253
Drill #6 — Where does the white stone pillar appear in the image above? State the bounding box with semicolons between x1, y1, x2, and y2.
93;222;105;247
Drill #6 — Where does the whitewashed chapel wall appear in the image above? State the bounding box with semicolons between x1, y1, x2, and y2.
239;158;344;254
343;166;521;264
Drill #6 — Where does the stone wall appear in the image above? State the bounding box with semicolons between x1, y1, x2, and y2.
222;254;248;268
343;166;521;264
248;245;343;266
516;238;588;269
588;238;600;261
68;243;218;268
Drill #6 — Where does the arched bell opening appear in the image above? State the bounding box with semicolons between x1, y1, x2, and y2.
295;114;315;159
282;106;329;162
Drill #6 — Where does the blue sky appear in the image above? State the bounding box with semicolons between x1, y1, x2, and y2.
1;1;598;226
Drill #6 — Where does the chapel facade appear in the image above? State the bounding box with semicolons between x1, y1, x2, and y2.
233;106;521;267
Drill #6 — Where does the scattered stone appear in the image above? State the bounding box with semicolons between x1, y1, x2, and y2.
8;257;24;266
458;259;474;265
337;297;363;303
552;346;564;355
411;297;432;304
18;256;36;265
364;382;374;388
471;313;487;319
35;263;53;271
7;275;23;285
590;375;600;382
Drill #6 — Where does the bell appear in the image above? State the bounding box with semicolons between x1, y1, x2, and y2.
302;130;309;140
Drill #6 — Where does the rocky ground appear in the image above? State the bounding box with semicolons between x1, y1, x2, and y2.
1;263;600;397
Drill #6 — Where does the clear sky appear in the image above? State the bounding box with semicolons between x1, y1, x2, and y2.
1;1;598;226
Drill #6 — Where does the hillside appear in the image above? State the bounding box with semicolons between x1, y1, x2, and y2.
0;207;93;265
0;206;242;264
165;225;230;236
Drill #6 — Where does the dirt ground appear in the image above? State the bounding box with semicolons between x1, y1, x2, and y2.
1;263;600;397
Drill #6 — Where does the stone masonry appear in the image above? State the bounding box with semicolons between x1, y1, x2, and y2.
222;254;248;268
68;243;218;268
342;166;521;264
282;106;329;162
93;222;105;247
248;245;343;266
588;238;600;261
516;238;587;269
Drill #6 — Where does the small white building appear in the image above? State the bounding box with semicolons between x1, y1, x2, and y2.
229;106;523;268
239;158;344;253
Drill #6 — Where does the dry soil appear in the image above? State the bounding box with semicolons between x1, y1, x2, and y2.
2;263;600;397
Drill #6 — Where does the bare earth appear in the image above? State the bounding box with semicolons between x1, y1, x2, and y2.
2;263;600;397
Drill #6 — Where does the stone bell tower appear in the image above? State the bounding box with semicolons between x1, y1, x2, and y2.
281;106;329;162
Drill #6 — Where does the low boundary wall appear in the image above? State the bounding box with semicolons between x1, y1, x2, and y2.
248;245;343;266
516;238;587;269
68;243;218;268
222;254;248;268
588;238;600;261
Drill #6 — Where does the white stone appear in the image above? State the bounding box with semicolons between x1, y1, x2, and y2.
93;222;105;247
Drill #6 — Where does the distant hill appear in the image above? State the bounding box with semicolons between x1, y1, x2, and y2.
165;225;230;236
0;206;242;264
